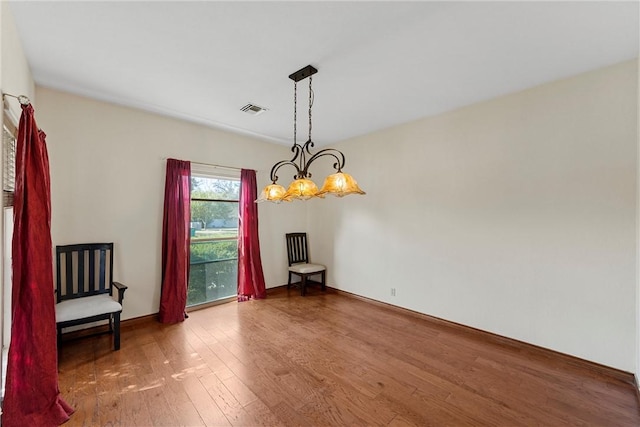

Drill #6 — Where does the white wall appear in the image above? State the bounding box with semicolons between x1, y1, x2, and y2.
309;60;638;372
1;1;34;118
35;87;306;320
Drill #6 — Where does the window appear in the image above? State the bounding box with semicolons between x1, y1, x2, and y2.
1;107;16;399
3;115;16;207
188;174;240;307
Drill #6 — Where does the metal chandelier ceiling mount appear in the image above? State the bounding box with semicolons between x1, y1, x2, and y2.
257;65;365;203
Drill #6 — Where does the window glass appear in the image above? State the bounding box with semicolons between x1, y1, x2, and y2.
188;176;239;306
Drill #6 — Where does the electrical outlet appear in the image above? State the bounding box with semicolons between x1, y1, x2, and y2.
391;288;396;296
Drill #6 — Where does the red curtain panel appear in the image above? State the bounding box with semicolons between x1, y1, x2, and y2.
3;104;74;426
158;158;191;323
237;169;266;301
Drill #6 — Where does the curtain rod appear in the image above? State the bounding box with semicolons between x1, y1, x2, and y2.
2;92;31;106
193;161;242;172
163;158;242;172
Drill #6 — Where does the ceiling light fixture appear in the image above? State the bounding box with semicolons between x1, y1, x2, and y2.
256;65;365;203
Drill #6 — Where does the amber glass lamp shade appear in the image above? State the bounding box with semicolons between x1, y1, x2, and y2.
256;183;289;203
283;178;324;200
317;172;366;197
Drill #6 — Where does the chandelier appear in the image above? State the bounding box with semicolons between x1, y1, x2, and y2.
256;65;365;203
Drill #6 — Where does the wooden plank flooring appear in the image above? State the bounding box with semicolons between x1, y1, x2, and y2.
57;287;640;426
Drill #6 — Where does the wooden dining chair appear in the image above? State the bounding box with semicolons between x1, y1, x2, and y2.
285;232;326;296
55;242;128;350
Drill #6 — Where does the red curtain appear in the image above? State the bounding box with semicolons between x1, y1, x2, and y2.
237;169;266;301
3;104;74;426
158;159;191;323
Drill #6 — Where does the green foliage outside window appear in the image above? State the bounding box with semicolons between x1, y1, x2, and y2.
187;241;237;306
190;177;240;230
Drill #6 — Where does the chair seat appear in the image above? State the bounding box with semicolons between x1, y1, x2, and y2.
288;263;326;274
56;294;122;323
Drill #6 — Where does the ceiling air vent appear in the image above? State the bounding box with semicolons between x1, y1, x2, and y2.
240;103;267;116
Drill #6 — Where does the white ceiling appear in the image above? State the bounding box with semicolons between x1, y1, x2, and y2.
8;1;639;147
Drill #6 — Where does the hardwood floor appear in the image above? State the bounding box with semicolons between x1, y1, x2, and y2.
58;286;640;426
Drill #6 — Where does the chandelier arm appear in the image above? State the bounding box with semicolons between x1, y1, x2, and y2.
270;142;306;182
298;144;308;174
270;160;303;183
289;143;302;160
301;139;315;155
301;148;346;176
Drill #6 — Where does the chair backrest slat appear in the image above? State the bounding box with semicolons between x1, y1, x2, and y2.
65;250;73;298
88;248;95;293
99;248;106;292
56;243;114;302
77;249;85;295
286;233;309;265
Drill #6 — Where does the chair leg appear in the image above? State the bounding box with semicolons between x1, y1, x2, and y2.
301;275;307;296
113;312;121;351
321;270;326;291
287;271;292;289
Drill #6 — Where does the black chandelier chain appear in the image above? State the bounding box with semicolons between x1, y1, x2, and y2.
293;80;297;146
308;75;313;143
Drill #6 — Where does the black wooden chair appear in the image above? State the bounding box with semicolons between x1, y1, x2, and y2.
285;233;326;296
55;243;127;350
